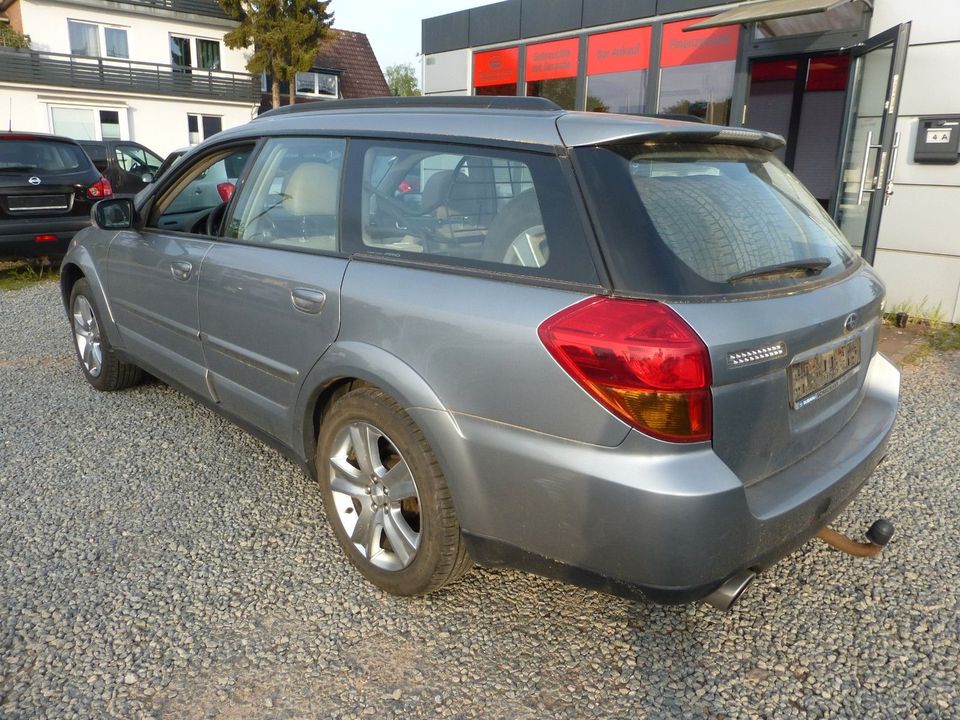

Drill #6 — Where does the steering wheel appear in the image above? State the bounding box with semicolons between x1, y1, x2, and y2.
205;201;229;236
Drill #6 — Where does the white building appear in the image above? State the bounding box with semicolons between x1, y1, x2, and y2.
0;0;259;156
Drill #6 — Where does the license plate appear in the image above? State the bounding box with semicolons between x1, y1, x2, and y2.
790;337;861;409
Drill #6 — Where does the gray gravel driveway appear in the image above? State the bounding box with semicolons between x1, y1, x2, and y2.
1;281;958;719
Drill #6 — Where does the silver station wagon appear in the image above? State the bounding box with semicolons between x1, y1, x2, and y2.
61;97;900;610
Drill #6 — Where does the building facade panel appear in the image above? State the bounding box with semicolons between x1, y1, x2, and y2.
423;49;471;95
468;0;522;47
875;250;960;323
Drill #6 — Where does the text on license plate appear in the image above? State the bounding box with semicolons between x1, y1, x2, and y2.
790;337;861;409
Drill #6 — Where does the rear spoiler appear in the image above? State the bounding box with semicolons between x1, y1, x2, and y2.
556;114;785;152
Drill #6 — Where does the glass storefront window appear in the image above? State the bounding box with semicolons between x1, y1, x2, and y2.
527;79;577;109
657;18;738;124
586;27;652;114
525;38;579;110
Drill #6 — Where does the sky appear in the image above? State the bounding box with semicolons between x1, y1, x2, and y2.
330;0;490;81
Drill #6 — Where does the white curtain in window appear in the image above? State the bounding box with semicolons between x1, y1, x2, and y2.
104;28;129;59
51;107;97;140
68;20;99;57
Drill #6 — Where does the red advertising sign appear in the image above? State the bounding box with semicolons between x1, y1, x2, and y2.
661;18;739;68
525;38;579;82
473;47;519;88
587;26;652;76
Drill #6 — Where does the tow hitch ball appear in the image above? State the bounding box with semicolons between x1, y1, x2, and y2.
816;518;895;557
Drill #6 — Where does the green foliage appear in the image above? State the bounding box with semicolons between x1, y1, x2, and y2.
0;24;31;49
384;63;421;97
219;0;334;107
0;261;56;291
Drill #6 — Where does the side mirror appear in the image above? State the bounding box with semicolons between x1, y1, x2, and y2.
92;198;135;230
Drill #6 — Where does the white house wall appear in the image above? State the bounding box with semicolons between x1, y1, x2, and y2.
19;0;249;72
0;84;255;156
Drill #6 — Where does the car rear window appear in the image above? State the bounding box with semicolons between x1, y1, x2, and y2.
574;143;858;297
0;139;91;173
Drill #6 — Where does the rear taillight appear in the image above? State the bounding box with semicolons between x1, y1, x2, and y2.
86;178;112;199
216;182;235;202
538;297;712;443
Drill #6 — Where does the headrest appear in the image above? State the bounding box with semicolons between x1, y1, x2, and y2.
283;162;340;216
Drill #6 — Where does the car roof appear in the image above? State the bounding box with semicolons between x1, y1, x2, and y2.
0;131;83;145
216;96;783;151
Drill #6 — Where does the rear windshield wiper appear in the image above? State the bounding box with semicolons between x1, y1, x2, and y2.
727;257;831;284
0;165;38;172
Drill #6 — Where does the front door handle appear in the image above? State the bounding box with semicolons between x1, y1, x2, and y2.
170;260;193;281
291;287;326;314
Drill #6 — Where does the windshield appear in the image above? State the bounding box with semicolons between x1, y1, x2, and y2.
575;143;857;297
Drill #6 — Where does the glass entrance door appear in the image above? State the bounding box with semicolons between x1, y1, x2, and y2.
832;23;910;263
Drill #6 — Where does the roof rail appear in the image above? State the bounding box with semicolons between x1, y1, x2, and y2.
254;95;562;120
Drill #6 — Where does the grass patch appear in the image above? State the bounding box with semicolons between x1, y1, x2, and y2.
924;323;960;352
0;260;59;291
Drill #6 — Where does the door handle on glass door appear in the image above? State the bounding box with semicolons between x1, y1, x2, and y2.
291;288;326;314
884;132;901;206
170;261;193;281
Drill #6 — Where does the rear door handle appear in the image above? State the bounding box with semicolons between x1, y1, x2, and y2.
291;287;326;314
170;260;193;281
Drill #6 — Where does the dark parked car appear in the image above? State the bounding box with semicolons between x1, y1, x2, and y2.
78;139;163;196
0;132;111;258
60;97;900;610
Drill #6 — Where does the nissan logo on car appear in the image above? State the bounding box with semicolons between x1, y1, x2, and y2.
28;176;41;185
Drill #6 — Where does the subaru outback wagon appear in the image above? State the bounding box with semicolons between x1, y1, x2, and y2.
60;97;899;609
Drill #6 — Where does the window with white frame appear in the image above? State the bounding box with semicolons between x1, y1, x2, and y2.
295;71;339;98
187;114;223;145
170;35;221;71
49;106;127;141
68;20;129;59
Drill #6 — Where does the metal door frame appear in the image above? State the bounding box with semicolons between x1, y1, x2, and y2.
831;22;911;264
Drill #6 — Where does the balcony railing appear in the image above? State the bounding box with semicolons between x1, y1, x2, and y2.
0;48;260;103
93;0;231;20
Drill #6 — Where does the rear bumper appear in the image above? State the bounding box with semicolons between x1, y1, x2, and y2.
413;352;900;605
0;216;91;257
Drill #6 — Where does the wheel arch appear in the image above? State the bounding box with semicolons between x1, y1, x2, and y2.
295;341;449;478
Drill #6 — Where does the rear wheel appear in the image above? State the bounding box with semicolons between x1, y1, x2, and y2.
317;386;472;595
70;278;142;391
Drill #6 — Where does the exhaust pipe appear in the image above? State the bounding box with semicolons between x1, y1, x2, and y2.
816;518;895;557
703;570;756;611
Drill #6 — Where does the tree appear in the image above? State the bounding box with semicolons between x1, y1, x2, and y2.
385;63;421;97
0;25;31;49
219;0;334;109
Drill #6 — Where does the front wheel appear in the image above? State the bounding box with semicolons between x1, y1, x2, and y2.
70;278;142;391
317;386;472;595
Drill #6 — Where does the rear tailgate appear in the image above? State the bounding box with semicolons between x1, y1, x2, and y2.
670;269;884;485
0;171;92;219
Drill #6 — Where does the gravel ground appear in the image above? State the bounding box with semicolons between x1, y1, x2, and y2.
1;281;958;720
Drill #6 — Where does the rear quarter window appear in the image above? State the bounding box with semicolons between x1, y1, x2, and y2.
575;143;858;297
346;140;599;286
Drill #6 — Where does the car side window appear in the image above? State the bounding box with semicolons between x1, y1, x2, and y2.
148;146;253;234
225;137;345;254
115;145;162;174
354;141;599;284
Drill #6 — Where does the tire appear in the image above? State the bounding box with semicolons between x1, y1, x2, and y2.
481;190;548;268
316;386;472;596
69;278;142;391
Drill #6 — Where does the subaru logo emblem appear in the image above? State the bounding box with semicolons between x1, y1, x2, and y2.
844;313;859;333
28;176;41;185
